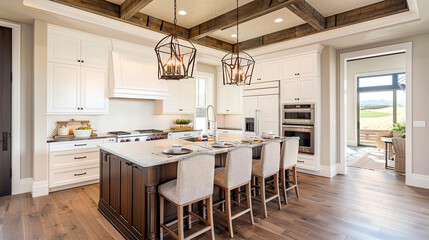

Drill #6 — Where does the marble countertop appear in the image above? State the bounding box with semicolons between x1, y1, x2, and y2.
47;134;116;143
98;134;269;168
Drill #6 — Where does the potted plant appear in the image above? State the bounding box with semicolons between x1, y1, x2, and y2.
392;121;406;138
174;119;192;129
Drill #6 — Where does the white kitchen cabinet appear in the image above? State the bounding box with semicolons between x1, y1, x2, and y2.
216;66;242;114
80;67;109;113
279;53;318;79
242;96;257;118
280;77;317;103
48;26;109;69
47;63;109;114
217;87;241;114
253;60;278;83
48;138;115;191
47;63;81;113
156;79;196;114
47;25;110;114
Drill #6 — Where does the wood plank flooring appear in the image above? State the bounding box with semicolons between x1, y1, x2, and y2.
1;167;429;240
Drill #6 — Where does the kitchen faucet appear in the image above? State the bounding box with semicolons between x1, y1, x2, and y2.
206;105;218;143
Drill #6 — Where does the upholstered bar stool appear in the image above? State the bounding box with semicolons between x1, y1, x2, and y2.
213;145;254;238
251;141;282;218
279;137;300;204
159;152;216;240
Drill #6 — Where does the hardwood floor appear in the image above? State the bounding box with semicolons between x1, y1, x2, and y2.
1;168;428;240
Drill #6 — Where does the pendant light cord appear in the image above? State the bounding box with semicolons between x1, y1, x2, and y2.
236;0;239;53
173;0;177;36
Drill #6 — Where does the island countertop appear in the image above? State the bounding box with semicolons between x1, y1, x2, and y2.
98;134;271;168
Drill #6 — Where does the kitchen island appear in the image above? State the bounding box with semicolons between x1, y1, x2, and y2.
97;136;265;240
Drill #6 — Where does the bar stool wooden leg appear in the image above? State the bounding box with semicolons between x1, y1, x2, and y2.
187;204;192;229
225;188;234;238
177;205;184;240
160;195;164;240
293;167;300;198
246;182;254;225
260;176;268;218
274;173;282;210
280;168;288;204
207;195;215;240
251;176;256;197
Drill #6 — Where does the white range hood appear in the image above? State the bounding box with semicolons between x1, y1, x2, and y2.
110;40;170;100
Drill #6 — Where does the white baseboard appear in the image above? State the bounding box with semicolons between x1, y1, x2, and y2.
32;180;49;197
12;178;33;195
297;164;339;178
406;173;429;189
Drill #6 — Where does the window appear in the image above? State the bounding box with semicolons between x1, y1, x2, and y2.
357;73;406;146
194;75;214;134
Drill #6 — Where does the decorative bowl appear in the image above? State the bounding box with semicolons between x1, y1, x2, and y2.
73;129;92;138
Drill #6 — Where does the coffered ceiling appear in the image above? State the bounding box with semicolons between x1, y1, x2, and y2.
49;0;409;51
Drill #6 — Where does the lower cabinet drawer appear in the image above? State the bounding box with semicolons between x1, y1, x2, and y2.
51;150;99;169
50;166;99;188
296;157;315;170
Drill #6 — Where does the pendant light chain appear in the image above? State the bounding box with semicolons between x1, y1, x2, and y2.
236;0;239;53
174;0;177;36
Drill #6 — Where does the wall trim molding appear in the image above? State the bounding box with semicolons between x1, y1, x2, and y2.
31;180;49;198
406;173;429;189
0;20;25;195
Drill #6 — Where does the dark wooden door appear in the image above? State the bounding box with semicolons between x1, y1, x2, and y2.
131;165;145;239
109;155;120;214
0;26;12;197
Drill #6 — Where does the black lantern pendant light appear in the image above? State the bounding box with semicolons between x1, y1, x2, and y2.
155;0;197;80
221;0;255;85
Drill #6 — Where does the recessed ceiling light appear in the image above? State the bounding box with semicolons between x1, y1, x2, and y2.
274;18;283;23
231;34;238;38
178;10;187;15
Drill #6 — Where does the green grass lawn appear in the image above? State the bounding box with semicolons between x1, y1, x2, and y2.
360;106;405;130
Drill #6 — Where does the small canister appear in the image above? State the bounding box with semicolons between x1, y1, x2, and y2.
58;126;69;136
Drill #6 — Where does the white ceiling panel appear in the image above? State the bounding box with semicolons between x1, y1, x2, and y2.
106;0;253;28
306;0;385;17
209;8;306;44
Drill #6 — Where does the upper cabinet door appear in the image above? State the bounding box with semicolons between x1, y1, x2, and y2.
162;81;181;113
297;54;318;77
80;38;110;69
258;60;278;82
47;63;81;113
297;77;316;102
48;33;81;66
279;57;298;79
179;79;196;114
280;79;298;103
80;67;109;113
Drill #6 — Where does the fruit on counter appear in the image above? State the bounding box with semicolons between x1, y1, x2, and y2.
77;126;92;130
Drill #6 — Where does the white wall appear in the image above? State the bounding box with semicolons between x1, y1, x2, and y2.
346;53;406;146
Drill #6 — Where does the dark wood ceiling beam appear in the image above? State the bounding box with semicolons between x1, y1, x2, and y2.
238;0;408;51
286;0;325;31
49;0;234;52
189;0;299;40
120;0;153;20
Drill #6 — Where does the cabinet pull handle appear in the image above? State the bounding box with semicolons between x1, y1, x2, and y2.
74;143;87;147
226;109;229;112
81;60;85;63
297;160;304;163
74;156;87;159
184;134;191;136
125;162;132;166
74;172;87;176
78;60;81;62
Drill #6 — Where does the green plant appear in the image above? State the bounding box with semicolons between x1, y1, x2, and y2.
175;119;192;125
392;121;406;133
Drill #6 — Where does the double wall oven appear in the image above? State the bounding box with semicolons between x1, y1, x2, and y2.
282;104;315;154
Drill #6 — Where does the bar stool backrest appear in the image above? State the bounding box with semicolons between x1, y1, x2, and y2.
176;152;216;204
225;145;253;188
260;141;281;177
280;137;299;169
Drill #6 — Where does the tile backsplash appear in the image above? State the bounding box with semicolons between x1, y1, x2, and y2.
47;99;193;137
